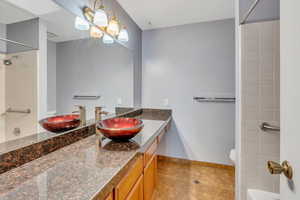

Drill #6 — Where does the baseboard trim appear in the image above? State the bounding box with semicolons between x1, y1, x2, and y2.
157;155;235;170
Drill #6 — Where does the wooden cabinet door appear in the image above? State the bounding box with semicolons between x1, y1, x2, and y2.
126;175;143;200
144;155;157;200
144;140;157;167
116;157;143;200
105;193;113;200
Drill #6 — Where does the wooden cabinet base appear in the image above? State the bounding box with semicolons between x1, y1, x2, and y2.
105;193;113;200
125;175;143;200
116;157;144;200
144;156;157;200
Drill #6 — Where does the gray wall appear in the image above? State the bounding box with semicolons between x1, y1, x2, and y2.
56;38;134;119
53;0;142;106
47;40;57;112
6;18;39;53
239;0;279;23
0;23;6;53
142;19;235;165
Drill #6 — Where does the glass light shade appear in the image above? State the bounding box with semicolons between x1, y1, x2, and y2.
106;17;120;36
102;34;114;44
93;8;108;27
74;16;90;30
90;26;103;38
118;28;129;42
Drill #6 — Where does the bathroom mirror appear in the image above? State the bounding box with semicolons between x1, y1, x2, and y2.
0;0;134;145
44;7;134;119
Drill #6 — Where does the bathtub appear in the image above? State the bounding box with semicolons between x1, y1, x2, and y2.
247;189;280;200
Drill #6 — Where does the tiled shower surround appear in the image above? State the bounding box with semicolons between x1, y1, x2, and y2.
240;20;280;198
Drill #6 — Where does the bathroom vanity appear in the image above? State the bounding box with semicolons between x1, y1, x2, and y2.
0;108;172;200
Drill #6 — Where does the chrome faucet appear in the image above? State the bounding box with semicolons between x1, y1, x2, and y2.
95;106;109;142
95;106;109;122
73;105;86;126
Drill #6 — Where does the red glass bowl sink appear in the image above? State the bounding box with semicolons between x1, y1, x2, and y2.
97;118;144;141
39;114;80;133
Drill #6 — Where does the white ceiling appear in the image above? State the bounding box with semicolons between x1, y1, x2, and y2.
116;0;235;30
4;0;61;16
0;1;35;24
1;0;234;42
0;0;89;43
40;9;90;43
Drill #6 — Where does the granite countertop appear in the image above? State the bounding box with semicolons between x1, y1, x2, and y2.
0;119;168;200
0;108;141;155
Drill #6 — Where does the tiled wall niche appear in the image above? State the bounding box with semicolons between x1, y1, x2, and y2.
240;20;280;199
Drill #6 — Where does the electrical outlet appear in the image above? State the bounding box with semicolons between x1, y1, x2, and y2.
163;99;169;106
117;98;122;105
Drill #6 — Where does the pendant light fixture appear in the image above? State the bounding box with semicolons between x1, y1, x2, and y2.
106;16;120;36
93;0;108;27
90;26;103;38
102;34;114;44
74;16;90;30
118;26;129;42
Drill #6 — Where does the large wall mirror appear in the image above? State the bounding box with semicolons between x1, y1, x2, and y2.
0;0;134;144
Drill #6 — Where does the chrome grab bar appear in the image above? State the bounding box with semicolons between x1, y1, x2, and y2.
260;122;280;132
0;37;36;49
6;108;31;114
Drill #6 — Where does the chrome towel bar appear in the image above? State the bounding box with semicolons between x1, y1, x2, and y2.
6;108;31;114
260;122;280;132
73;95;100;100
193;97;236;103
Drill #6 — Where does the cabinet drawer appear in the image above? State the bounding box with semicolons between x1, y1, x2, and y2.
116;156;143;200
144;140;157;167
125;175;143;200
144;156;157;200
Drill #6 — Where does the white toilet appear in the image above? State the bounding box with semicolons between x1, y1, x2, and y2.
229;148;236;165
247;189;280;200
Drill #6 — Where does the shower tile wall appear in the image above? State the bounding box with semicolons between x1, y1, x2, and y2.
4;51;38;142
241;20;280;198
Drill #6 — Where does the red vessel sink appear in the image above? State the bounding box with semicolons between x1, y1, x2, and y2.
39;114;80;133
97;118;144;141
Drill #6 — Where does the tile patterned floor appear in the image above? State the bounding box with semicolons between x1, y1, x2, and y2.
153;159;235;200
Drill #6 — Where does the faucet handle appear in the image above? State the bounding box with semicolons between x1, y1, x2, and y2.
75;105;85;109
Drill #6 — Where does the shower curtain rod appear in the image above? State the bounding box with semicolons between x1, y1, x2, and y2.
0;37;36;50
240;0;261;25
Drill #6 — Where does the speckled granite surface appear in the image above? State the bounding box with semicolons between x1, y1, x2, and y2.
0;108;147;175
0;119;170;200
0;126;95;174
0;108;142;155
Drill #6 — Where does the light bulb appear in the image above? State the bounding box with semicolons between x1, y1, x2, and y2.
90;26;103;38
106;16;120;36
102;34;114;44
74;16;90;30
118;27;129;42
93;7;108;27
